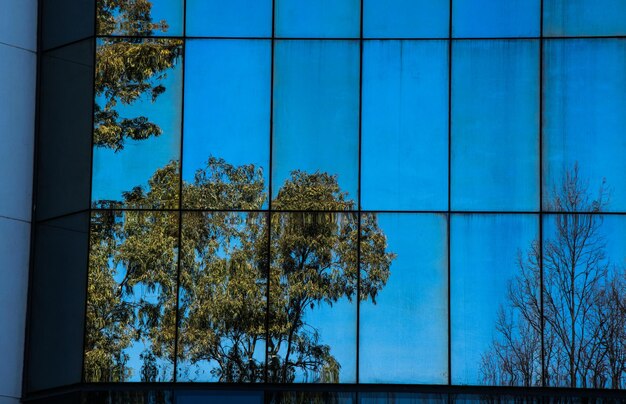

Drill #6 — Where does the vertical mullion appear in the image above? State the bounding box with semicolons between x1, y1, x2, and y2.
356;0;364;385
265;0;276;384
172;0;187;383
447;0;453;388
538;0;547;387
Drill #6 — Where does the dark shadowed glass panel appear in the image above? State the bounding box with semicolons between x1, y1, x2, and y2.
360;214;447;384
186;0;272;37
452;40;539;211
84;210;178;382
452;0;540;38
543;212;626;389
177;212;268;382
37;40;93;221
269;392;355;403
275;0;360;38
27;213;89;392
544;0;626;37
543;39;626;212
269;212;358;383
83;391;173;404
97;0;183;37
177;391;263;404
182;40;270;210
91;38;183;209
363;0;449;38
451;214;539;386
360;392;447;403
362;40;448;211
273;40;359;208
41;0;94;50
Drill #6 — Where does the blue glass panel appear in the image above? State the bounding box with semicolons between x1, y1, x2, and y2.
360;214;448;384
363;0;449;38
543;214;626;388
451;214;539;386
452;40;539;211
544;0;626;37
360;393;447;403
453;0;540;38
273;40;359;207
85;211;179;382
269;212;358;383
186;0;272;37
92;39;183;209
97;0;183;36
177;212;267;382
543;39;626;212
362;40;448;211
183;40;271;209
275;0;360;38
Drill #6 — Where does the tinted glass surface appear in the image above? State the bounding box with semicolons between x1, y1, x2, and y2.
177;212;268;382
275;0;360;38
360;214;447;384
452;40;539;211
183;40;270;209
37;40;93;221
362;40;448;211
453;0;540;38
543;39;626;212
363;0;449;38
186;0;272;37
269;212;358;383
451;214;539;386
97;0;183;36
544;0;626;37
28;213;89;391
85;210;178;382
91;38;183;209
272;40;359;207
543;213;626;388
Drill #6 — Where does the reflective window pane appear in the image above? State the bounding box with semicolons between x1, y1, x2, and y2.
182;40;270;210
451;214;540;386
360;214;447;384
273;40;359;208
363;0;449;38
453;0;540;38
362;40;448;211
97;0;183;36
544;0;626;37
177;212;268;382
37;40;93;221
42;0;94;50
452;40;539;211
186;0;272;37
269;212;358;383
543;205;626;389
28;213;89;391
275;0;360;38
92;38;183;209
543;39;626;212
85;211;178;382
360;392;447;403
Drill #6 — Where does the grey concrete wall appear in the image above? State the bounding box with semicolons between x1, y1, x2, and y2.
0;0;38;402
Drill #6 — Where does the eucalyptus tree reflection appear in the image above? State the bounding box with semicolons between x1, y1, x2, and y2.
86;159;394;382
94;0;182;151
481;166;626;389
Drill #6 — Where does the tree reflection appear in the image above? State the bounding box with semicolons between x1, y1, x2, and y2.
94;0;182;151
85;159;394;382
481;165;626;389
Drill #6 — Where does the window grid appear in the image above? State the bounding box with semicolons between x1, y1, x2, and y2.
82;0;626;388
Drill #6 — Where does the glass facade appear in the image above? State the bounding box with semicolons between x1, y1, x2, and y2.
27;0;626;400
